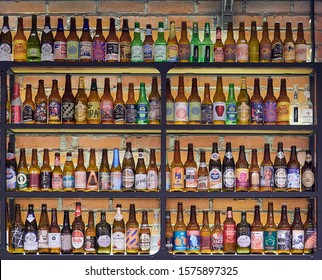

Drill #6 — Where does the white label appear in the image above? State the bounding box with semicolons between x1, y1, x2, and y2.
295;44;307;62
223;169;235;188
292;230;304;250
147;170;158;190
135;173;147;190
213;102;226;121
97;235;111;247
112;231;125;250
24;232;38;250
75;171;87;189
111;172;122;191
209;168;222;190
0;43;12;61
80;41;92;60
301;108;313;125
139;233;151;251
198;175;208;190
175;102;188;122
38;229;49;249
237;235;251;247
41;43;54;61
185;167;197;189
27;214;35;223
131;45;143;61
48;232;61;248
154;45;167;61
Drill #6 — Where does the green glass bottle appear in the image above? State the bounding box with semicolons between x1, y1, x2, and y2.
96;211;112;254
137;83;148;124
201;22;213;62
27;14;41;62
131;22;143;62
190;22;201;62
226;84;237;125
154;22;167;62
236;211;251;254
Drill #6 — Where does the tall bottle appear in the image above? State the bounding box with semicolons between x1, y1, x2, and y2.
223;207;236;253
154;22;167;62
135;148;147;191
166;78;175;124
173;202;187;254
209;142;222;191
214;27;224;62
295;22;307;63
37;204;49;253
226;83;237;125
112;204;125;254
273;142;288;191
277;205;291;254
178;21;190;62
276;79;290;125
35;79;47;124
40;148;52;191
85;210;96;254
250;78;264;125
87;78;100;124
260;21;272;62
301;150;315;191
131;22;143;62
0;15;12;61
165;210;174;253
6;141;17;191
236;211;251;254
72;202;85;253
106;17;119;62
264;202;277;254
113;82;126;124
271;23;283;62
66;17;79;62
249;149;260;192
17;148;29;191
10;82;22;124
237;22;248;62
99;148;111;191
184;143;197;192
48;208;61;254
150;210;161;254
54;18;67;62
125;82;137;124
167;21;179;62
148;77;161;124
304;202;316;254
143;24;154;62
122;142;135;191
111;148;122;191
120;19;132;62
96;212;111;254
289;84;300;125
139;210;151;254
198;150;209;191
27;14;40;62
291;207;304;254
11;204;24;253
92;18;106;62
13;17;27;62
29;148;40;191
190;22;201;62
62;74;75;124
300;84;313;125
201;83;213;124
63;152;75;191
61;210;72;254
48;79;62;124
251;205;264;254
79;18;92;62
287;145;300;191
263;77;277;125
23;204;38;253
211;210;224;253
222;142;235;192
100;77;114;124
248;21;259;62
236;145;249;191
224;22;236;62
188;77;201;124
86;148;98;191
186;205;200;254
283;22;295;63
22;84;35;124
52;152;63;191
147;149;158;191
237;77;250;125
213;76;226;124
174;75;188;124
137;83;149;124
200;211;211;253
260;143;274;192
75;77;88;124
171;140;184;191
126;204;139;254
201;22;213;62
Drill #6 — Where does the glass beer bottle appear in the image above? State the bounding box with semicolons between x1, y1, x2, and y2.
173;202;187;254
200;210;211;254
87;78;100;124
273;142;288;191
126;204;139;254
251;205;264;254
86;148;99;191
184;143;197;192
213;76;226;124
212;210;224;254
99;148;111;191
236;145;249;191
38;204;49;253
223;207;236;254
85;210;96;254
186;205;200;254
249;149;260;192
72;202;85;254
260;143;274;192
112;204;125;254
264;202;277;254
174;75;188;124
61;210;72;254
139;210;151;254
48;208;61;254
75;148;87;191
276;78;290;125
100;77;114;124
236;211;251;254
24;204;38;253
171;140;184;191
125;82;137;124
96;211;112;254
122;142;135;191
277;205;291;254
291;207;304;254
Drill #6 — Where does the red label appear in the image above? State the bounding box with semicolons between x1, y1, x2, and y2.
224;224;236;243
201;235;211;250
72;230;84;249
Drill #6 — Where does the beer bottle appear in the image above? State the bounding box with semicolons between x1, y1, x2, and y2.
143;24;154;62
54;18;67;62
237;77;250;125
223;207;236;254
131;22;143;62
273;142;288;191
0;15;12;61
13;17;27;62
52;152;63;191
10;82;22;124
72;202;85;253
251;205;264;254
48;79;62;124
62;74;75;124
120;19;132;62
111;148;122;191
126;82;137;124
150;207;160;254
277;205;291;254
22;84;35;124
260;143;274;192
166;210;174;253
289;84;299;125
29;148;41;191
148;77;161;124
277;78;290;125
283;22;295;63
147;149;158;191
184;143;197;191
92;18;106;62
166;156;171;191
167;21;179;62
202;22;214;62
264;202;277;254
171;140;184;191
166;78;175;124
224;22;236;62
11;204;24;253
106;17;119;62
301;150;315;191
250;78;264;125
295;22;306;63
200;210;211;254
237;22;248;62
40;148;52;191
178;21;190;62
249;149;260;192
112;204;125;254
101;77;114;124
66;17;79;62
75;76;88;124
135;148;147;191
86;148;99;191
198;150;209;191
27;14;40;62
61;210;72;254
79;18;92;62
114;82;126;124
213;76;226;124
175;75;188;124
236;145;249;192
187;205;200;254
75;148;87;191
173;202;187;254
40;15;54;61
6;141;17;191
137;82;149;124
35;79;47;124
304;202;316;254
209;142;222;191
222;142;235;192
126;204;139;254
263;77;277;125
96;211;111;254
48;208;61;254
99;148;111;191
139;210;151;254
190;22;201;62
23;204;38;253
271;23;283;62
260;21;271;63
201;83;213;124
212;210;224;254
121;142;135;191
291;207;304;254
300;84;313;125
38;204;49;253
226;83;237;125
17;148;29;191
188;77;201;124
236;211;251;254
85;210;96;254
248;21;259;62
154;22;167;62
87;78;100;124
287;145;300;191
63;152;75;191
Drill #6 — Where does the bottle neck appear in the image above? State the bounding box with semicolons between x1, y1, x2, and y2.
226;210;233;219
109;19;116;34
15;206;22;222
189;207;197;223
88;211;94;227
75;204;82;218
267;205;274;223
54;153;61;167
116;84;123;100
63;211;70;228
51;209;58;225
254;208;261;222
31;150;38;165
177;205;183;223
173;142;181;162
112;149;120;166
187;145;194;161
251;149;258;165
214;211;221;226
43;149;50;165
89;150;96;166
149;149;156;165
129;205;136;222
96;19;103;34
169;23;176;39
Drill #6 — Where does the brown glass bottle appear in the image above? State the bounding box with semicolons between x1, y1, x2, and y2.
40;148;52;191
48;208;61;254
38;204;49;253
80;18;92;62
249;149;260;192
139;210;151;254
209;142;222;191
295;22;307;63
61;210;72;254
178;21;190;62
198;150;209;192
260;21;272;62
147;149;158;191
122;142;135;191
95;212;112;254
201;83;213;124
22;84;35;124
29;148;40;191
106;18;120;62
86;148;98;191
263;77;277;125
17;148;29;191
92;18;106;62
125;82;137;124
222;142;235;192
237;77;250;125
48;79;62;124
251;205;264;254
223;207;236;254
0;15;12;61
264;202;277;254
274;142;288;191
236;145;249;192
224;22;236;62
272;23;283;62
23;204;38;253
99;148;111;191
249;21;259;62
173;202;187;254
143;24;154;62
11;204;24;253
184;143;197;192
85;210;96;254
35;79;47;124
135;148;147;191
212;210;223;254
72;202;85;253
301;150;315;191
213;76;226;124
166;78;175;124
287;145;300;192
75;76;88;124
149;76;161;124
277;205;291;254
66;17;79;62
114;82;126;124
101;77;114;124
237;22;248;63
62;74;75;124
214;27;224;62
54;18;67;62
126;204;139;254
63;152;75;191
87;78;100;124
112;204;125;254
188;77;201;124
200;210;211;254
260;143;274;192
283;22;295;63
75;148;87;191
167;21;179;62
304;202;316;254
165;210;174;253
277;79;290;125
6;203;11;252
13;17;27;62
291;207;304;254
52;152;63;191
120;19;132;62
174;75;188;124
186;205;200;254
171;140;184;191
250;78;264;125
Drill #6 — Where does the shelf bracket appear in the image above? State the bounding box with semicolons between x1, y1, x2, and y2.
221;0;234;30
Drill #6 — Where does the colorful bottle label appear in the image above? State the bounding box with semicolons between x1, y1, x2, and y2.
80;41;92;60
260;43;272;61
272;42;283;61
35;102;47;123
126;228;139;250
99;172;111;190
212;232;223;250
226;102;237;124
213;101;226;121
66;41;79;61
17;171;28;190
131;45;143;62
63;175;75;189
277;102;290;122
237;43;249;62
201;103;213;124
251;102;263;124
29;173;40;190
122;168;135;189
111;171;122;191
178;44;190;61
224;44;236;62
236;168;249;189
120;42;131;61
187;230;200;251
171;167;184;190
237;102;250;123
100;100;114;122
23;104;34;123
283;42;295;62
185;167;197;189
75;101;87;123
41;171;52;189
61;233;72;251
166;101;175;122
175;102;188;122
135;173;147;190
125;104;137;123
87;101;100;121
92;40;106;61
113;231;125;250
75;171;86;190
214;47;224;62
137;103;148;123
274;167;287;188
106;42;119;61
302;170;314;189
54;41;67;60
223;168;235;189
84;235;96;252
143;43;153;60
147;170;158;190
173;230;187;251
0;42;12;61
260;166;274;188
6;167;16;190
251;231;264;250
72;230;84;249
295;44;307;62
277;230;291;250
139;232;150;251
48;232;61;248
188;101;201;121
38;229;49;248
198;174;208;191
48;100;61;122
166;237;173;251
304;229;316;250
209;167;222;190
62;101;75;122
154;45;167;62
264;231;277;250
97;234;111;248
149;100;161;122
249;171;260;189
114;104;126;122
224;224;236;244
287;168;300;189
264;101;277;123
201;235;211;250
11;105;22;123
167;44;179;62
52;173;63;190
14;39;27;60
292;230;304;250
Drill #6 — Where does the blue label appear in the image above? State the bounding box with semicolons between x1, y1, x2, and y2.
143;44;153;60
287;168;300;189
173;230;187;251
226;102;237;122
137;103;148;122
63;175;75;189
264;101;277;123
251;102;263;123
201;104;213;124
187;230;200;251
264;231;277;250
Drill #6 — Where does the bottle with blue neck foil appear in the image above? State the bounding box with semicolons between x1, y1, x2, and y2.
111;148;122;191
137;83;148;124
80;18;92;62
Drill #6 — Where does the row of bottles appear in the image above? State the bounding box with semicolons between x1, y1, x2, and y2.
9;76;161;125
6;143;160;192
8;202;160;255
169;141;315;192
166;202;316;254
166;76;313;125
0;15;307;63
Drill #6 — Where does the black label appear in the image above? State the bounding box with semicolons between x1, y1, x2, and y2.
23;104;34;123
193;45;199;61
62;101;75;122
201;104;213;124
125;104;137;123
205;46;211;62
114;104;126;122
41;171;52;189
293;107;299;122
272;42;283;61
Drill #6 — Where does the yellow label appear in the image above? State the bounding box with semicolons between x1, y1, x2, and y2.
87;102;100;121
283;42;295;62
171;167;184;190
14;39;27;61
277;102;290;122
167;44;179;62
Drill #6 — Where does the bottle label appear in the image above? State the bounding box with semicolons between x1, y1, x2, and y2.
147;170;158;190
38;229;49;249
166;171;171;191
63;175;75;189
27;47;41;59
264;231;277;250
41;171;52;189
11;105;22;123
214;47;224;62
111;171;122;191
87;101;100;121
0;42;12;61
122;168;135;189
178;44;190;61
213;101;226;121
72;230;84;249
237;235;251;248
224;44;236;62
99;172;110;190
48;232;61;248
166;101;175;123
283;42;295;62
277;230;291;250
236;168;249;188
249;45;259;62
287;168;300;189
62;101;75;122
167;44;179;62
75;171;87;190
22;104;34;123
86;171;98;190
173;230;187;251
14;39;27;60
272;42;283;61
92;40;106;61
185;167;197;189
6;167;17;190
24;232;38;250
304;229;316;250
131;45;143;62
139;232;150;251
224;224;236;244
264;101;277;123
113;231;125;250
120;42;131;61
48;100;61;122
106;42;119;61
175;102;188;122
12;227;24;249
96;100;111;122
302;170;314;189
190;44;199;62
251;102;263;123
17;171;28;190
201;235;211;250
237;102;250;123
135;173;147;190
237;43;249;62
226;102;237;123
97;235;111;248
52;173;63;190
137;103;148;122
114;103;126;122
125;104;137;123
29;173;40;190
75;101;87;123
171;167;184;190
274;167;287;188
305;153;312;163
188;101;201;121
166;237;173;251
66;41;79;61
198;175;208;190
301;108;313;124
251;231;264;250
61;233;72;251
79;41;92;60
187;230;200;251
143;43;153;60
249;171;260;189
201;103;213;124
260;43;272;61
277;102;290;122
295;44;307;62
54;41;67;60
292;230;304;250
126;228;139;250
154;45;167;61
149;100;161;122
209;168;222;190
84;236;96;251
35;102;47;122
223;168;235;189
260;166;274;188
212;232;223;250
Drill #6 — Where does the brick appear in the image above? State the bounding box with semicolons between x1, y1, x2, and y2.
15;198;60;210
197;0;221;15
120;16;167;30
62;198;110;211
0;1;46;14
272;136;309;150
261;198;309;211
16;135;62;149
124;135;161;149
147;1;194;15
112;198;160;209
99;1;145;15
78;135;123;149
213;198;260;211
294;2;311;15
221;136;266;150
48;1;96;14
266;15;311;29
173;135;220;149
166;198;211;210
315;2;322;15
246;1;291;14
